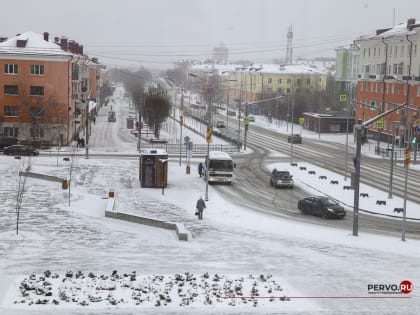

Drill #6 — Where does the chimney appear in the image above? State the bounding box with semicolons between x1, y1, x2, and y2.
60;37;68;51
0;37;7;43
92;57;98;63
80;44;83;55
407;18;416;29
43;32;49;41
68;40;75;53
54;36;59;43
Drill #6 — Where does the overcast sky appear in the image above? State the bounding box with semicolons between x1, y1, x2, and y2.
3;0;420;69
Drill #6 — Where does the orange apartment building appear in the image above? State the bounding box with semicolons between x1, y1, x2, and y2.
355;18;420;145
0;31;102;146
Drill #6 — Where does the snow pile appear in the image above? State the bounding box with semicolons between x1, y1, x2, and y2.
11;271;290;310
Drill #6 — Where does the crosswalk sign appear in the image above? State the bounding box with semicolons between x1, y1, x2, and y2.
339;94;347;102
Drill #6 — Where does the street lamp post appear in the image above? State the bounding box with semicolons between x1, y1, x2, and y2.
179;88;184;166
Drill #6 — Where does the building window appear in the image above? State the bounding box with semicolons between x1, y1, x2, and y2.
4;105;19;116
415;44;417;55
401;45;404;57
3;127;18;137
287;79;291;85
267;78;272;84
30;127;44;138
363;48;366;57
277;79;281;84
394;46;398;58
4;64;18;74
386;83;389;94
378;47;381;57
397;84;401;95
30;64;44;75
4;85;18;95
417;85;420;96
370;83;373;92
286;88;290;94
391;84;395;94
72;64;79;81
368;48;371;57
375;83;378;93
30;86;44;96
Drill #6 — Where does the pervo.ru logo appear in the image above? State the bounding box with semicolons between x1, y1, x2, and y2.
368;280;413;294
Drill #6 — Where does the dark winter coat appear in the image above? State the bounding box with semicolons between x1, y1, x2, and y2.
196;198;206;211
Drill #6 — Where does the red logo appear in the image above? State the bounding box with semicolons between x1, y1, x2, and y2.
400;280;413;294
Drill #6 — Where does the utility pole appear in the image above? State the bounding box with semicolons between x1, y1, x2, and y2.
352;102;407;236
85;90;91;159
179;89;184;166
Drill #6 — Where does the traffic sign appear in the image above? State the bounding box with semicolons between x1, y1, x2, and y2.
339;94;347;102
376;117;384;129
299;117;305;124
243;116;250;125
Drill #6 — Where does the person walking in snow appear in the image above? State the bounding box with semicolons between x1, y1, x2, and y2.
196;196;206;220
198;162;204;177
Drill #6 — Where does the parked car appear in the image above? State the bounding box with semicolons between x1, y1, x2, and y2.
270;169;294;188
3;145;39;156
227;110;236;116
216;120;226;128
287;134;302;144
0;137;19;151
297;196;346;219
247;115;255;122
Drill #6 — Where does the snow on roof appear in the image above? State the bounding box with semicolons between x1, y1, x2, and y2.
0;31;72;56
357;19;420;41
140;148;168;155
189;63;330;76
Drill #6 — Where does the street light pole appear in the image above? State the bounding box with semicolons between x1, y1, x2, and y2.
179;88;184;166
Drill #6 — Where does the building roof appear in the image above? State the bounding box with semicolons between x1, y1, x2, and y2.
357;18;420;42
0;31;72;56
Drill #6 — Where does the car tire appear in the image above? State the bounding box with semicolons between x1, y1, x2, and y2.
321;209;328;219
298;203;303;210
270;179;273;186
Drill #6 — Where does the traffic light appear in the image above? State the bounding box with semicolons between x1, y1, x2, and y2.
411;136;417;145
370;102;375;111
180;115;183;126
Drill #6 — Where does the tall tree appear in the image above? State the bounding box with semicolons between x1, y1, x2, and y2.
143;85;171;139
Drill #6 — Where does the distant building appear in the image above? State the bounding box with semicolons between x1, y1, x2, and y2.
212;42;229;63
335;43;360;115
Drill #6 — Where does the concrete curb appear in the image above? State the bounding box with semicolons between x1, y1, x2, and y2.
19;171;65;183
105;198;190;241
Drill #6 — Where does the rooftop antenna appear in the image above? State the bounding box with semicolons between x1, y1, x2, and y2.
286;25;293;65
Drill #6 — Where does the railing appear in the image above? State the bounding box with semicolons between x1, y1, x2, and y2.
141;143;239;154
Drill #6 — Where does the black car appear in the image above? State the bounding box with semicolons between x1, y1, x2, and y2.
287;134;302;144
3;145;39;156
0;137;19;151
297;196;346;219
270;169;294;188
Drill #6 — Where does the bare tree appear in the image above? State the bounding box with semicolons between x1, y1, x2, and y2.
143;85;171;138
15;157;30;235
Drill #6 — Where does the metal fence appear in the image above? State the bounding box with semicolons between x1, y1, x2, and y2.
141;143;239;154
